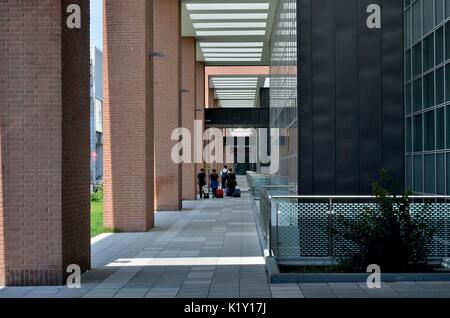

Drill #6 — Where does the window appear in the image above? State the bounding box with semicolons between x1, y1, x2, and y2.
436;0;444;25
405;8;412;48
406;155;413;190
413;114;423;152
414;155;424;193
447;0;450;18
436;27;444;65
447;64;450;101
437;153;446;195
406;84;412;115
436;67;445;105
424;0;434;34
424;35;434;72
413;78;423;112
446;22;450;60
437;107;445;149
424;110;435;151
406;117;412;153
447;106;450;148
413;43;422;77
424;72;434;108
424;154;436;194
406;50;412;81
413;0;422;42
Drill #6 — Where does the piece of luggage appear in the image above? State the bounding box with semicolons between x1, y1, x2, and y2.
215;188;224;198
233;189;241;198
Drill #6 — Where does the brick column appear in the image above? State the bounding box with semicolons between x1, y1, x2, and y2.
154;0;182;211
103;0;154;232
181;38;197;201
0;0;90;286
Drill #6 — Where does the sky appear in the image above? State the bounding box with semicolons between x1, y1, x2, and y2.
90;0;103;50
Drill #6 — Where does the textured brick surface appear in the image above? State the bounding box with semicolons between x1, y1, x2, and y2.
103;0;154;232
181;38;197;201
0;0;90;286
153;0;182;211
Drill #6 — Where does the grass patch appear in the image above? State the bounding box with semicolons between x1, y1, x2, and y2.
91;199;113;237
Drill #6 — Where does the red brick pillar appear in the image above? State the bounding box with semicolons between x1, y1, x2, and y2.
196;62;206;181
154;0;182;210
103;0;154;232
0;0;90;286
181;38;197;201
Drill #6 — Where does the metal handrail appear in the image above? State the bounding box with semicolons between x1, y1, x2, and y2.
264;194;450;258
270;195;450;200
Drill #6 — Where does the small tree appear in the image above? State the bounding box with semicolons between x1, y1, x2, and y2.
332;172;434;273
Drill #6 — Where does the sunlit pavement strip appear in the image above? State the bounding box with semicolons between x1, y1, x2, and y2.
1;176;450;298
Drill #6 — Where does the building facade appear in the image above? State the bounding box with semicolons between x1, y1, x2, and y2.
405;0;450;195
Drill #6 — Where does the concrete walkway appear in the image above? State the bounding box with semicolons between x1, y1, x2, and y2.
1;176;450;298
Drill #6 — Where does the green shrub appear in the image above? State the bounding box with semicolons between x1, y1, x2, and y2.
91;185;103;202
332;172;434;273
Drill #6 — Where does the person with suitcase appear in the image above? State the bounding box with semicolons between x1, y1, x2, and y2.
209;169;219;198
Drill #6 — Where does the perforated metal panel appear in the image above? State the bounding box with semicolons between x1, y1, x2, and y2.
274;202;450;259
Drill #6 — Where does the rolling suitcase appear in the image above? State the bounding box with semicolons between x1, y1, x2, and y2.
233;188;241;198
215;188;224;198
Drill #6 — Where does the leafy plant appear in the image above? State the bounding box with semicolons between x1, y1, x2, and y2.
91;184;103;202
332;171;435;273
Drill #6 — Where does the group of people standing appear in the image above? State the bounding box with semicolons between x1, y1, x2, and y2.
197;165;238;199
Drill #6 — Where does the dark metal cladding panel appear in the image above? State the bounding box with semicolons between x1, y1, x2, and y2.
298;0;314;194
358;0;383;194
335;0;359;194
311;0;336;195
381;0;405;193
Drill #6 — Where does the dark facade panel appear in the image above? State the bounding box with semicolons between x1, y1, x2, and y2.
298;0;404;195
205;108;270;128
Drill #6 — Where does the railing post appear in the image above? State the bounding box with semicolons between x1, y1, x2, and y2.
268;197;272;256
328;198;334;257
275;201;279;257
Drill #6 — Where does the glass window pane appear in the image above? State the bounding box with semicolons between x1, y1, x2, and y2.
407;155;413;191
413;114;423;152
413;0;422;42
424;110;435;151
413;43;422;77
437;107;445;149
437;0;444;25
425;154;436;194
414;155;424;193
447;0;450;18
406;8;412;48
447;106;450;148
437;153;445;195
406;50;412;81
436;27;444;65
424;72;435;108
424;0;434;34
406;117;412;153
447;154;450;195
436;67;444;105
413;78;423;112
424;35;434;71
406;84;412;115
446;64;450;101
446;23;450;59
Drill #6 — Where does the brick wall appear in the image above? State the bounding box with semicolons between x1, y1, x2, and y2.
0;0;90;286
103;0;154;232
153;0;182;211
181;38;197;201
